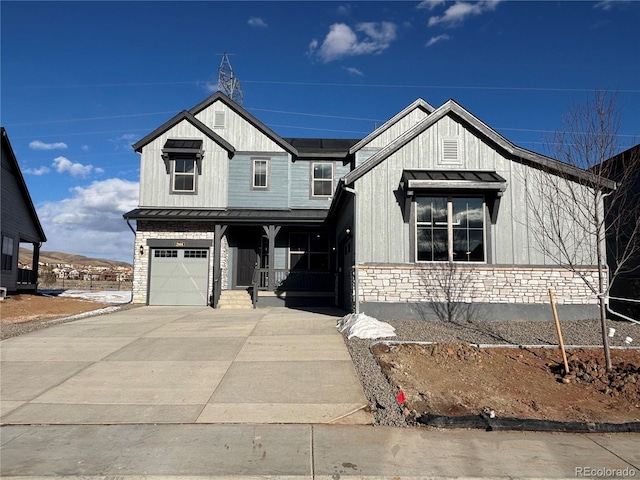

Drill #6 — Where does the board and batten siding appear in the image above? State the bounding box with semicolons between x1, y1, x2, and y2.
227;154;290;208
361;108;430;151
139;120;229;208
193;101;285;153
1;150;42;244
354;113;599;267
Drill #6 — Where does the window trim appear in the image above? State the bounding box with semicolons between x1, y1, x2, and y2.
170;155;198;194
414;195;487;264
251;158;269;190
311;162;334;198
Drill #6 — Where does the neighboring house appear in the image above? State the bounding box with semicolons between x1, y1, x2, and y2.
1;127;47;293
124;92;613;319
600;144;640;318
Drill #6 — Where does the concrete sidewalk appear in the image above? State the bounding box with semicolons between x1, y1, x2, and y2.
1;306;371;425
2;306;638;479
1;423;638;478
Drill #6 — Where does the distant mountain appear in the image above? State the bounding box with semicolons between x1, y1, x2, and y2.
19;248;132;269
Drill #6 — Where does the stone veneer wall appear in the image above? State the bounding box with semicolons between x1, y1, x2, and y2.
132;221;224;304
357;264;602;306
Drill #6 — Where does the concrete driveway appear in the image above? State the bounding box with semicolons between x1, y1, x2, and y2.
0;306;372;425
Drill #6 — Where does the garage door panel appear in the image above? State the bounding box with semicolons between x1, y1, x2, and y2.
149;249;209;306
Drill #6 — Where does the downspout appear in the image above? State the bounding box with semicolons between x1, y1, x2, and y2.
342;186;359;314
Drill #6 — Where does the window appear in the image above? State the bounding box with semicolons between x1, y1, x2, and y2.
184;250;207;258
312;163;333;197
289;233;329;270
1;236;14;270
172;156;196;193
154;249;178;258
252;158;268;189
416;196;485;262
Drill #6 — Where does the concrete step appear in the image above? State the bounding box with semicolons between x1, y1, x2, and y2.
217;290;253;309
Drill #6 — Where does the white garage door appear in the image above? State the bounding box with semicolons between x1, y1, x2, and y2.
149;249;209;305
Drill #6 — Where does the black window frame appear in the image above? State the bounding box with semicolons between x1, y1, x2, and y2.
1;235;14;271
415;195;486;263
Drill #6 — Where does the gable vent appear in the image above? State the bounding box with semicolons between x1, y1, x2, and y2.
214;111;226;129
443;139;458;162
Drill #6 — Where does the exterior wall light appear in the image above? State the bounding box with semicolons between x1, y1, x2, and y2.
139;245;144;256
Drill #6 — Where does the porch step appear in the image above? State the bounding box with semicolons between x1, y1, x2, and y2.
217;290;253;309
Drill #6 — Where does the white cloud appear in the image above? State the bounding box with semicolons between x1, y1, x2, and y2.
29;140;68;150
52;156;103;178
428;0;502;27
594;0;629;9
312;22;397;63
248;17;267;27
426;34;451;46
343;66;364;76
336;4;351;15
81;145;90;151
24;166;51;175
38;178;139;261
111;133;140;150
417;0;445;10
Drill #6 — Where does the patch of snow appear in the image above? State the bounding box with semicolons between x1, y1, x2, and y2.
55;290;132;304
337;312;396;340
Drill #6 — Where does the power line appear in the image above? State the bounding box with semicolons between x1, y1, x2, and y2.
4;79;640;93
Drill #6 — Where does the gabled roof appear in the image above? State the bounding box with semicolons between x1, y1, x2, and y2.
132;110;235;155
189;91;299;156
1;127;47;242
348;98;434;154
343;99;616;190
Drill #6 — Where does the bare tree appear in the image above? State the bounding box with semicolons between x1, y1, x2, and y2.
527;89;640;370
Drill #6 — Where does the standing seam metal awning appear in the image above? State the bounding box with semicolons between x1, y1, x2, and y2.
401;170;507;192
123;208;329;224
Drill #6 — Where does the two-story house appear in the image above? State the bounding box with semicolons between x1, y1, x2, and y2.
1;127;47;294
124;92;612;320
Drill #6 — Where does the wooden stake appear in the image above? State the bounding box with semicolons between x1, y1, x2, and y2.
549;288;570;375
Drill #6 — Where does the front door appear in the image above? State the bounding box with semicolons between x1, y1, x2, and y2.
236;236;257;287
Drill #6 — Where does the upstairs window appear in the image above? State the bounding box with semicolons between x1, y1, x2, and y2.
312;162;333;197
252;158;269;189
172;156;196;193
162;139;203;195
1;235;14;270
416;196;485;262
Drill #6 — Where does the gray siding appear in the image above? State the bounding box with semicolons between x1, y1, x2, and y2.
290;160;350;209
194;101;285;152
228;154;290;208
1;146;44;290
138;119;229;208
354;113;599;267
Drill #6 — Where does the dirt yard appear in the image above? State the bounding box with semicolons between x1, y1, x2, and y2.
373;342;640;424
0;293;111;324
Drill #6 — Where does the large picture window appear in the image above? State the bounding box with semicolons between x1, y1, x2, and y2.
2;235;14;270
289;232;329;270
312;163;333;197
416;196;485;262
172;156;196;193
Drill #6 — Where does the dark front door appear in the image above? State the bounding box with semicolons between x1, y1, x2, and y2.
236;236;257;287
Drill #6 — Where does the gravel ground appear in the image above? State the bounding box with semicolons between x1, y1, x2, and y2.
341;317;640;427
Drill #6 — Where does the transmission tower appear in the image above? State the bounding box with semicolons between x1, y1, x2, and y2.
217;53;243;105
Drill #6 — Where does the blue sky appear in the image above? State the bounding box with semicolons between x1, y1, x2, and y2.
2;1;639;263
